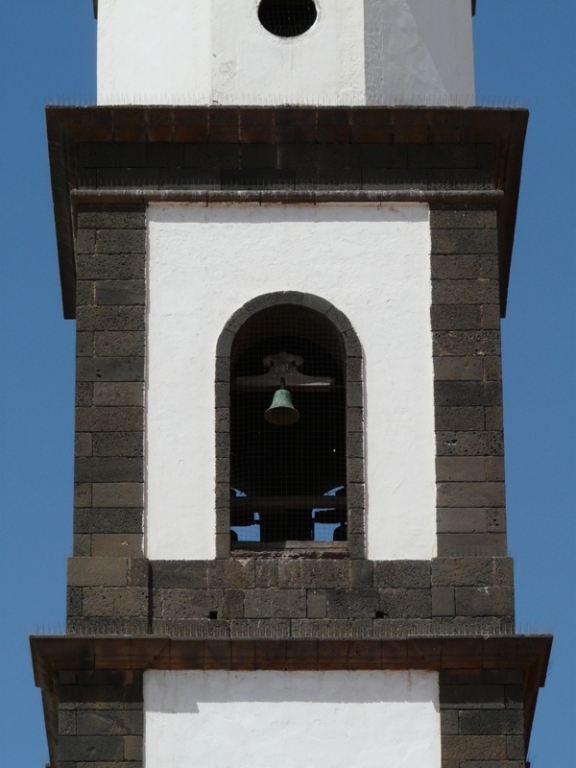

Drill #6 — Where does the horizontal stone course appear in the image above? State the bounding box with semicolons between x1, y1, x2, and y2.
432;253;498;280
76;306;145;332
92;432;143;457
76;254;145;280
93;383;144;406
437;431;504;457
278;560;350;589
95;229;146;254
92;483;143;508
326;589;378;619
75;433;93;457
432;228;498;255
58;735;124;761
432;558;512;588
379;588;432;618
68;558;128;587
432;304;482;330
91;534;144;558
75;458;143;483
432;279;500;305
436;457;504;483
437;508;506;535
94;331;145;357
442;735;507;760
431;210;491;229
74;509;143;535
373;560;430;588
244;589;306;619
438;532;508;557
76;357;144;382
76;279;95;305
76;709;142;736
95;279;145;305
436;406;485;431
69;556;514;629
441;685;506;709
437;482;505;508
455;587;513;617
77;207;145;230
435;382;502;407
79;144;148;168
76;407;143;432
432;587;455;617
433;330;501;357
459;710;523;735
82;587;148;618
154;588;245;620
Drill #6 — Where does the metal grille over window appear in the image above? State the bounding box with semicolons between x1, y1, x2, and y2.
258;0;318;38
230;305;346;550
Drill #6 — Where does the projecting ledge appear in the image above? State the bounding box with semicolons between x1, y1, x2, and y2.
30;633;551;679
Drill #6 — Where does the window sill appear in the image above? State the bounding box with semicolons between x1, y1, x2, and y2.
230;541;349;558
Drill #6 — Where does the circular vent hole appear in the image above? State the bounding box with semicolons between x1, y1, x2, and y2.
258;0;318;38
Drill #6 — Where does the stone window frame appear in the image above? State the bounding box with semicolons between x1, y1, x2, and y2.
215;291;365;559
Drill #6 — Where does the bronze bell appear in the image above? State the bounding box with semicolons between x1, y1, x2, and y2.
264;387;300;425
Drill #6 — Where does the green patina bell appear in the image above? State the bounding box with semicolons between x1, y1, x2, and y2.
264;387;300;425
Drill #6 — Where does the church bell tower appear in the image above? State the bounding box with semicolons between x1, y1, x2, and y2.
32;2;550;766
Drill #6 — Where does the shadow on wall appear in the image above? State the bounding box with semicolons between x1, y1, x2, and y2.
144;669;440;712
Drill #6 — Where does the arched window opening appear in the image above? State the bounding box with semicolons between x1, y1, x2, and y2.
230;304;347;549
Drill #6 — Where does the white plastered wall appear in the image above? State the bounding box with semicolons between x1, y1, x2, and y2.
96;0;474;106
146;203;436;560
144;670;441;768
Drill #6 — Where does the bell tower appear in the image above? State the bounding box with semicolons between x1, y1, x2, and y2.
33;2;550;766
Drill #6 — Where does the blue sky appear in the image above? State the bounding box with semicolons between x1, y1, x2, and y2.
0;1;574;765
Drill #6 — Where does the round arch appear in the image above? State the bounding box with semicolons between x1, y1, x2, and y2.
215;292;365;559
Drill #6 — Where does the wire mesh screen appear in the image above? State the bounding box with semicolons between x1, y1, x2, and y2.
230;306;346;547
258;0;318;38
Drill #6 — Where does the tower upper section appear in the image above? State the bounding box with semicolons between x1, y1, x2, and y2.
95;0;475;107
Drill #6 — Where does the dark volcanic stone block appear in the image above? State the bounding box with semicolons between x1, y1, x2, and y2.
373;561;430;588
244;589;306;619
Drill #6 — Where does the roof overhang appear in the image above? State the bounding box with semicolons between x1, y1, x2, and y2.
47;105;528;319
32;633;551;768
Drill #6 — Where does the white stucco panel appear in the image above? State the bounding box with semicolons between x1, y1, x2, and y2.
144;670;441;768
146;203;436;560
96;0;474;106
97;0;211;105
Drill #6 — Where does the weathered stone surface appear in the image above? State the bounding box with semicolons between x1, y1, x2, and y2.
278;560;349;590
93;383;144;406
437;482;505;508
432;558;513;588
74;508;143;534
327;589;379;619
91;534;144;558
378;589;431;618
92;483;143;508
58;734;125;762
244;589;306;619
82;588;148;618
76;709;143;735
373;561;430;588
67;558;128;587
455;587;514;617
436;431;504;457
92;432;143;457
459;710;523;735
442;735;507;760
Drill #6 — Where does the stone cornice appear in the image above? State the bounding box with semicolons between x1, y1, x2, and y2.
47;105;528;319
